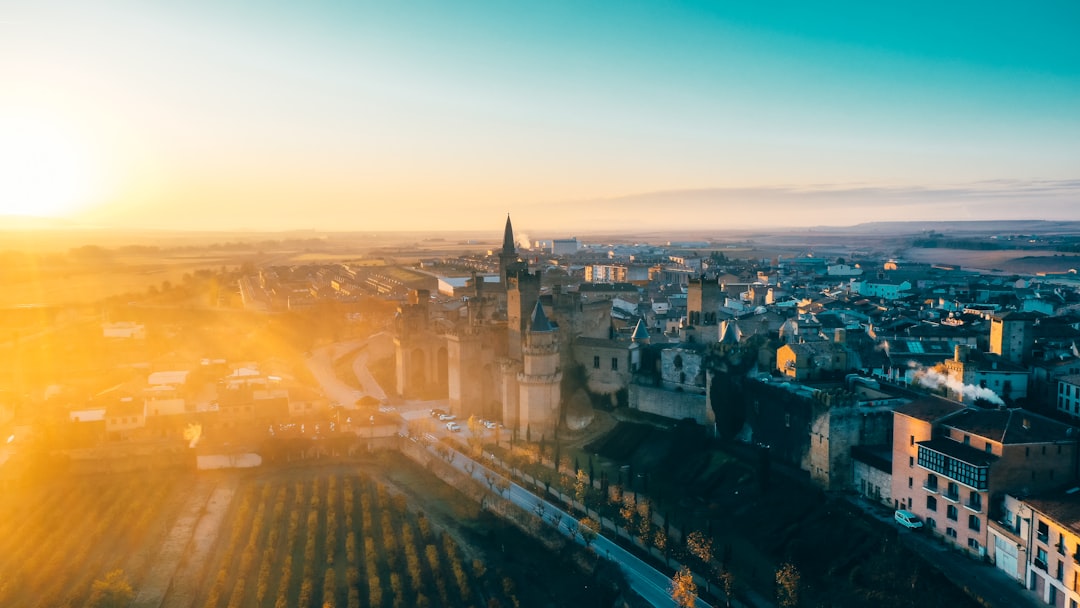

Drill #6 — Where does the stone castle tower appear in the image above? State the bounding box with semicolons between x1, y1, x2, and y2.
512;301;562;438
396;214;566;436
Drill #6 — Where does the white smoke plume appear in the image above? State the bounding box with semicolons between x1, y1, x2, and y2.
184;423;202;448
910;365;1004;406
517;232;531;251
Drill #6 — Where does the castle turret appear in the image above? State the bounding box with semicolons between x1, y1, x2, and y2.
514;301;562;437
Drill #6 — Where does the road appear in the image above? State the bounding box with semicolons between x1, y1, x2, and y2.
429;439;712;608
849;496;1044;608
310;340;711;606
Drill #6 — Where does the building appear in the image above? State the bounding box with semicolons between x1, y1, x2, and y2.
1058;375;1080;421
989;489;1080;607
777;340;851;381
943;345;1030;404
891;398;1077;558
396;215;585;437
552;238;579;256
851;278;912;300
990;311;1039;365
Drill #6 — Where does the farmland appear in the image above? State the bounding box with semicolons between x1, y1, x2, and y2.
0;458;616;608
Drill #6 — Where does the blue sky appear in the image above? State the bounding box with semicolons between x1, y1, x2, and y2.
2;0;1078;231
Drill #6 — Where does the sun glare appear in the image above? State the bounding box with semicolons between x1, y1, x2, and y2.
0;115;98;218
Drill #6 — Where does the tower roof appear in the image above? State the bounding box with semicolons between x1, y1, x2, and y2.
529;300;553;333
631;319;650;342
502;214;516;255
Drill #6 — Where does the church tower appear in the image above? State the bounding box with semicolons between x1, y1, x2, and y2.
516;301;562;438
499;214;528;290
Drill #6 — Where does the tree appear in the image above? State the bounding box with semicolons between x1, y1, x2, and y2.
687;529;715;592
718;569;735;608
87;570;134;608
579;517;600;548
670;566;697;608
776;562;800;608
574;469;588;506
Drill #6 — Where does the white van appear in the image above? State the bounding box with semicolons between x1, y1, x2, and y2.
894;509;923;529
446;422;462;432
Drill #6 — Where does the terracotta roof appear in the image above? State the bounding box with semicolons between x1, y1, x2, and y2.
893;396;967;423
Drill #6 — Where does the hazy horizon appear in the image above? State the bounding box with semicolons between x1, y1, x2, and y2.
2;1;1079;232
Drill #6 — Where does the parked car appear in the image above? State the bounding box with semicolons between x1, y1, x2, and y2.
438;413;456;422
446;422;462;432
894;509;923;529
483;420;498;429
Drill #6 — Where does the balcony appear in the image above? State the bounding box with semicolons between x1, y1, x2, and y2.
943;491;961;503
1035;558;1048;572
923;483;939;494
964;499;983;513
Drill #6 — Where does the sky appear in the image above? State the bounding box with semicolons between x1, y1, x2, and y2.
1;1;1079;233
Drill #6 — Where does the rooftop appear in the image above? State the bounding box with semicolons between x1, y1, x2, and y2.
893;396;967;423
944;408;1076;445
1025;489;1080;536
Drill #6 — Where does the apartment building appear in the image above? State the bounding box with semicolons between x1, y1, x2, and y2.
990;489;1080;607
892;398;1077;558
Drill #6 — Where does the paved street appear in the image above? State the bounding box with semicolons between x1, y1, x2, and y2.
850;496;1045;608
429;439;712;608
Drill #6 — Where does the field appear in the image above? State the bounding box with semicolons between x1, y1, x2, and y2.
899;247;1080;274
0;457;614;608
0;472;192;608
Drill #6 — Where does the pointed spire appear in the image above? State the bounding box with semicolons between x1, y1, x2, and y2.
502;214;516;255
529;300;553;333
631;318;650;343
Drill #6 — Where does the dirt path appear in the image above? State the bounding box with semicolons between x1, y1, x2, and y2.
130;477;217;608
154;476;240;608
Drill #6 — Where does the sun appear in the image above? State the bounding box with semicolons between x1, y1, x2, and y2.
0;114;98;218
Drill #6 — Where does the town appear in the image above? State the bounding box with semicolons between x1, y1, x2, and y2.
5;218;1080;607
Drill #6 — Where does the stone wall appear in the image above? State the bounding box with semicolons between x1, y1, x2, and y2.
628;383;713;426
853;459;893;508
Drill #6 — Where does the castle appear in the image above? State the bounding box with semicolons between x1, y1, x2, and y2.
393;215;613;437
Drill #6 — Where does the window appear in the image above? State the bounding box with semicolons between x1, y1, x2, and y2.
947;505;958;521
909;456;914;467
926;496;937;511
1058;560;1065;582
1038;520;1050;543
593;356;600;369
968;514;980;531
946;482;959;501
918;446;989;490
985;443;993;453
910;435;915;446
925;474;938;491
946;527;957;538
1037;547;1049;569
611;357;618;371
963;435;970;445
908;477;913;488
